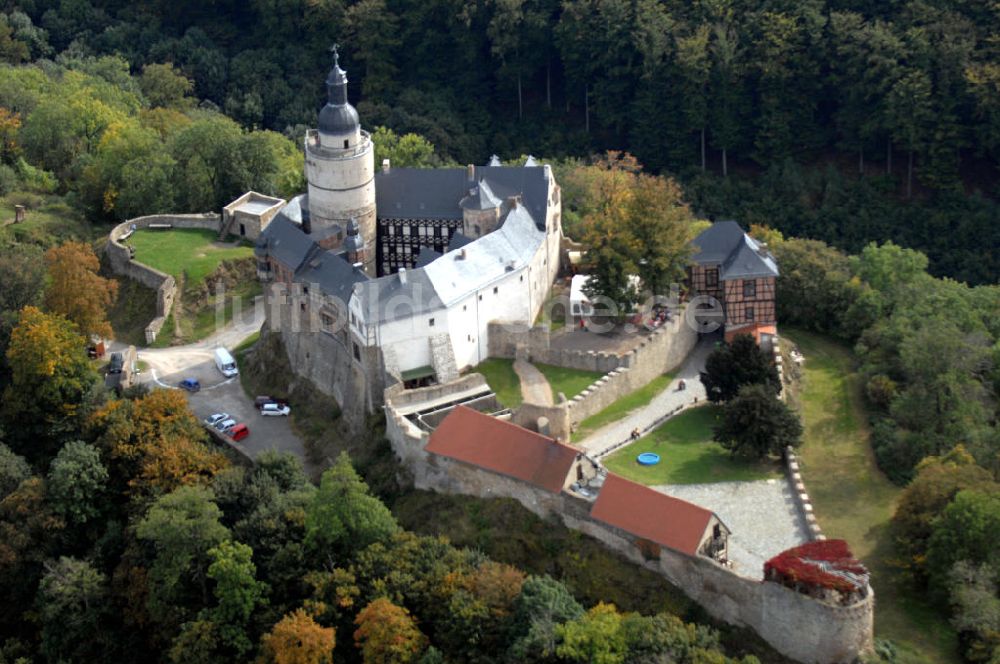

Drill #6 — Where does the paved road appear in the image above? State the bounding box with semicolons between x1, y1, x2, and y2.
654;479;812;579
123;301;309;467
575;337;715;457
513;359;553;406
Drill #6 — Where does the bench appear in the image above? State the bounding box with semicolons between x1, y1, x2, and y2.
148;223;173;230
118;228;135;242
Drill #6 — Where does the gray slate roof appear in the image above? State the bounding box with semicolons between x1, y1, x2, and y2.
690;221;778;280
414;246;442;268
296;251;368;305
354;268;443;324
255;212;316;272
375;165;549;230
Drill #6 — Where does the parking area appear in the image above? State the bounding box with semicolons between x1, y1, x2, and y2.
137;349;308;464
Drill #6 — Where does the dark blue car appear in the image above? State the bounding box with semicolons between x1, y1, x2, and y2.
179;378;201;393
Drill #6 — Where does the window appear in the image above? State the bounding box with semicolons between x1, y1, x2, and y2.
474;224;481;235
343;139;349;149
706;268;719;288
321;313;335;332
478;294;482;301
463;305;467;311
428;318;435;327
519;275;524;282
467;334;472;341
743;280;756;298
746;306;754;321
353;343;361;361
493;286;498;295
300;302;306;312
303;285;309;295
239;223;246;236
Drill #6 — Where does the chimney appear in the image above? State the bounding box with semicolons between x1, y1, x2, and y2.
507;195;519;209
382;158;391;173
459;248;467;260
466;164;475;182
757;241;769;257
398;267;407;284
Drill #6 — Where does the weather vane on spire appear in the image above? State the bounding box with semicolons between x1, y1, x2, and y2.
330;43;340;67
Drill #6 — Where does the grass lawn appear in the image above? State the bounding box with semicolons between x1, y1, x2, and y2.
604;406;780;485
785;329;959;664
574;373;674;440
535;363;603;400
473;358;522;408
129;228;254;283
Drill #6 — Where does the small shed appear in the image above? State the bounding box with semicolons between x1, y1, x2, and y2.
222;192;286;241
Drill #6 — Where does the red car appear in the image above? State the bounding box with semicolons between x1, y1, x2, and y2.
229;423;250;441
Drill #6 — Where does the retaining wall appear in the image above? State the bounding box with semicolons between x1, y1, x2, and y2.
383;393;873;663
487;312;699;432
105;214;221;343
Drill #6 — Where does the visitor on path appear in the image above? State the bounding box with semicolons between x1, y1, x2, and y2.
630;428;641;441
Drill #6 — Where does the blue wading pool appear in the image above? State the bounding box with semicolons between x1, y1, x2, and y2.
636;452;661;466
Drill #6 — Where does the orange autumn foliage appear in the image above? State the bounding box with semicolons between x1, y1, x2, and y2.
43;242;118;339
259;608;335;664
353;598;426;664
89;389;225;498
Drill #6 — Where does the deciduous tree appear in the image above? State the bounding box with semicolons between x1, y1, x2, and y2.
713;384;802;459
46;440;107;526
259;608;335;664
43;242;118;339
353;598;426;663
699;334;780;403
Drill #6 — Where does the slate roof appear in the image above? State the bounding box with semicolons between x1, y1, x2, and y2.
296;251;368;305
590;473;718;557
375;165;550;230
460;179;502;211
354;267;443;324
255;212;316;272
690;220;778;280
423;204;545;307
426;406;578;493
414;246;442;268
447;232;474;252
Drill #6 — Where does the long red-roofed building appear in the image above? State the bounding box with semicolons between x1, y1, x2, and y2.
426;405;580;493
589;473;729;559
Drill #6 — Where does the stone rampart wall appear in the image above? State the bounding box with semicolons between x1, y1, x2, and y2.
565;316;699;428
105;214;221;343
382;396;874;663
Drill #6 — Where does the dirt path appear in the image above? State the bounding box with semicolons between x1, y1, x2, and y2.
513;359;554;406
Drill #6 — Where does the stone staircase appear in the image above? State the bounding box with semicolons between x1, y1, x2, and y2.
218;214;236;241
429;334;459;383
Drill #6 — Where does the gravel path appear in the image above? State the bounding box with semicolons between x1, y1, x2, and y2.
513;359;554;406
653;479;811;579
576;337;715;457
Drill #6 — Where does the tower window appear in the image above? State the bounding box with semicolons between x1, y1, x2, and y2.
746;306;755;321
343;139;349;149
743;281;756;298
429;318;435;327
493;287;498;295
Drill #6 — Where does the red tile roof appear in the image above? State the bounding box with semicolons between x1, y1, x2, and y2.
426;406;578;493
590;473;715;556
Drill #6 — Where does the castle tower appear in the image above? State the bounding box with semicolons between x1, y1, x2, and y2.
304;45;376;275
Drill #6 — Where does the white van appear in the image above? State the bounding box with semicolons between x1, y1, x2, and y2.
214;347;239;377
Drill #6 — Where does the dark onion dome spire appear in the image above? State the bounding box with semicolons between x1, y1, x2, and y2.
318;43;360;138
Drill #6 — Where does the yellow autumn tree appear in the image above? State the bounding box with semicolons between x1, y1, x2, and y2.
43;241;118;339
353;598;426;664
1;306;95;458
88;389;226;499
259;608;335;664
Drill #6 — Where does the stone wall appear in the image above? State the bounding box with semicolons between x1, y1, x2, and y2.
105;214;221;343
382;396;874;664
510;400;571;441
565;316;699;429
487;313;699;432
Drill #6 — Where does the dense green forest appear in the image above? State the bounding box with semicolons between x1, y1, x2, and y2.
2;0;999;283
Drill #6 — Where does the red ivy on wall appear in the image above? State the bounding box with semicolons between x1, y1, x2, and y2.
764;540;868;594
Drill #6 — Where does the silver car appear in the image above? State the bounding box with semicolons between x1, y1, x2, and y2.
215;418;237;433
204;413;229;427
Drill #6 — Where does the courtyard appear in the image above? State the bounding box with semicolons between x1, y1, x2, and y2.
128;228;255;282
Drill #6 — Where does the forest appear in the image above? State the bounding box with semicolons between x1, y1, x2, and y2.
0;0;999;661
3;0;1000;282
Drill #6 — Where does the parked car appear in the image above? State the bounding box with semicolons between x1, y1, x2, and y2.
254;395;290;409
215;418;236;433
179;378;201;392
204;413;229;427
229;423;250;441
107;352;124;375
260;402;291;417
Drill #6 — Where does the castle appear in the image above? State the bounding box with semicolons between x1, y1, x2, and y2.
253;47;562;427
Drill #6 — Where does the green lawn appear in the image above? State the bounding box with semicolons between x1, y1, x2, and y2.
574;373;675;440
128;228;254;283
0;193;95;249
535;363;603;400
473;358;522;408
786;329;959;664
604;406;780;485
